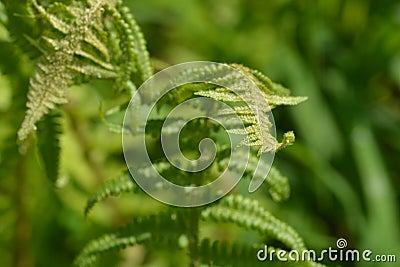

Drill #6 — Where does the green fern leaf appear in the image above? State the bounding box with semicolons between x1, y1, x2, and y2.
37;111;62;183
168;63;306;154
201;197;327;266
197;64;306;154
198;239;326;267
84;160;179;215
84;171;140;216
74;232;151;267
18;0;111;142
17;0;152;142
202;195;306;252
75;212;187;267
1;0;42;58
264;167;290;202
115;2;152;85
199;239;261;267
218;152;290;202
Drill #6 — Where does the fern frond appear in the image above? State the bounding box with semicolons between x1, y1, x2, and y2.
17;0;152;142
1;0;42;57
202;195;305;252
197;65;306;154
201;199;328;266
74;232;151;267
37;111;62;183
199;239;261;267
116;2;152;85
219;152;290;202
264;167;290;202
168;63;306;154
199;239;325;267
84;171;140;216
75;212;186;267
17;0;110;142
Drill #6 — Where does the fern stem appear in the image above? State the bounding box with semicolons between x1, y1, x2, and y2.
12;150;33;267
188;207;201;267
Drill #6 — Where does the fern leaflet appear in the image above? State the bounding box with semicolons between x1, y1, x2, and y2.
37;111;62;183
75;212;187;267
17;0;152;142
84;171;140;216
202;195;305;252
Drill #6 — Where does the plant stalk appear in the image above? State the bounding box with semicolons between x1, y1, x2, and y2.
188;207;201;267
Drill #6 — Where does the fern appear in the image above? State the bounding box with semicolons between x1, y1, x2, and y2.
195;64;305;154
165;63;306;155
219;152;290;202
17;0;152;143
2;1;325;266
74;232;151;267
78;60;318;266
75;212;187;267
202;195;305;252
264;167;291;202
198;240;321;267
37;111;62;183
198;239;261;267
115;3;152;85
84;171;140;216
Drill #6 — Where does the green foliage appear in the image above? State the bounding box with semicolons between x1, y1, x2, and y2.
202;195;305;252
264;167;290;202
37;111;62;183
193;64;306;154
74;233;151;267
75;212;187;267
1;0;324;266
5;0;398;267
198;239;324;267
16;0;152;143
84;171;139;216
220;153;290;202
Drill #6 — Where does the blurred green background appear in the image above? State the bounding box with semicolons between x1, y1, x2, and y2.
0;0;399;266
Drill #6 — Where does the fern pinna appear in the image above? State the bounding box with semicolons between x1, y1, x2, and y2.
6;0;327;266
16;0;151;143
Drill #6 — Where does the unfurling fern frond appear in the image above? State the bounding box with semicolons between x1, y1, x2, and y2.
37;111;62;183
17;0;152;143
166;63;306;155
202;195;306;252
74;212;187;267
84;171;140;216
196;64;306;154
